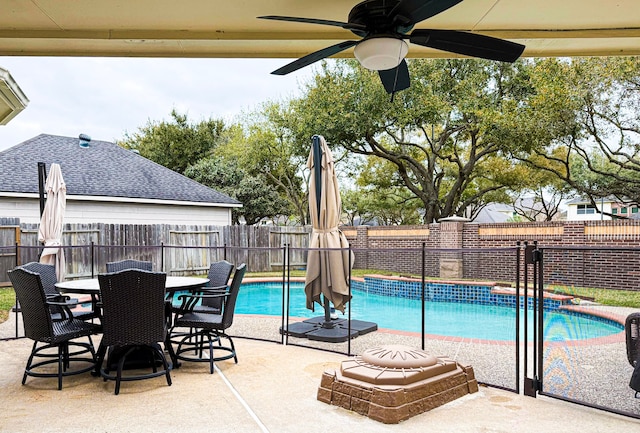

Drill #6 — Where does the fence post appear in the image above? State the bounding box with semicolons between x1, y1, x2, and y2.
347;245;353;356
421;241;426;351
282;243;289;345
160;242;164;272
515;241;521;395
90;241;95;278
13;241;19;338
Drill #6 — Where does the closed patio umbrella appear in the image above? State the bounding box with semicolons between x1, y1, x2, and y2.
38;163;66;281
304;135;353;318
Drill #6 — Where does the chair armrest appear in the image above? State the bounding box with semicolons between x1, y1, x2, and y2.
175;292;229;314
46;299;78;321
46;293;71;302
47;298;80;307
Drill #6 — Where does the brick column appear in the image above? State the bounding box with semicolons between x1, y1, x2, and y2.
354;225;369;269
438;217;468;279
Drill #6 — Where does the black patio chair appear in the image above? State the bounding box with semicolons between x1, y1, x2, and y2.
105;259;153;273
196;260;235;314
168;260;234;343
626;312;640;397
21;262;99;322
96;269;173;395
8;267;98;390
172;263;246;374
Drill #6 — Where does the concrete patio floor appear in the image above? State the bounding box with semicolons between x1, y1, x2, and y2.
1;334;639;433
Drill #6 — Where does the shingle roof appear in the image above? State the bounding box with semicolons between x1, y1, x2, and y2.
0;134;241;206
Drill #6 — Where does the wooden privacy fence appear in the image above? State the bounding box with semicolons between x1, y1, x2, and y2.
0;222;311;284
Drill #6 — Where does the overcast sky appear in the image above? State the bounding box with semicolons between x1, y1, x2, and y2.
0;56;316;152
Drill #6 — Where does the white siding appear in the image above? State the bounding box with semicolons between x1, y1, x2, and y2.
566;202;613;221
0;197;232;225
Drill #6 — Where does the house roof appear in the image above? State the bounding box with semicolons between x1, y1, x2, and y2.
471;203;511;223
0;134;241;207
565;196;618;205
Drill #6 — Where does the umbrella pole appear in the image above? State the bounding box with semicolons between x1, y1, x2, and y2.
313;135;334;329
37;162;47;261
37;162;47;217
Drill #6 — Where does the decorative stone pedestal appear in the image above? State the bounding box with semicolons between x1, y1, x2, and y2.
317;345;478;424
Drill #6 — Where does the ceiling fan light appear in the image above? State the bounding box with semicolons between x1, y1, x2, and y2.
354;37;409;71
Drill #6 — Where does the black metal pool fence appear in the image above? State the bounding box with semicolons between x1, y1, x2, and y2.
1;242;639;420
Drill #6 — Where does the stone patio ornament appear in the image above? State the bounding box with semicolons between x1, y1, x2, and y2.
317;345;478;424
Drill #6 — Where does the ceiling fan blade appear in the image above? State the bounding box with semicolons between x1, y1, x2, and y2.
271;40;359;75
378;60;410;94
410;29;525;62
257;15;367;32
390;0;463;26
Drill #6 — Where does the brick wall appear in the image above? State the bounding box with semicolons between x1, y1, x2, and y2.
343;220;640;291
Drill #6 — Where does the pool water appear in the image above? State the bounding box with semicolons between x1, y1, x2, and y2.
232;282;623;341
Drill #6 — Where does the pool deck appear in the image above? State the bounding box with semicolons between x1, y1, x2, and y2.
1;311;640;433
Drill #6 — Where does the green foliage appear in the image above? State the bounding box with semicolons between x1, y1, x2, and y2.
184;157;290;225
118;109;226;174
286;59;550;222
512;57;640;206
220;103;308;224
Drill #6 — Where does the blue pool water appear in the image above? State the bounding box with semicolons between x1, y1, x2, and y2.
232;282;624;341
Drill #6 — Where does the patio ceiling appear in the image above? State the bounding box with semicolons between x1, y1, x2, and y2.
1;0;639;59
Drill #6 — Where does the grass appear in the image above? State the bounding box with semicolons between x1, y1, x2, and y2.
0;287;16;323
549;284;640;308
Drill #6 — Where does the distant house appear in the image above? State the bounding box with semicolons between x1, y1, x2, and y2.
0;134;241;224
470;203;513;223
565;197;618;221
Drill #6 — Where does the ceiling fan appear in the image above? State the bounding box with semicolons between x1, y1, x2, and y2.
258;0;525;96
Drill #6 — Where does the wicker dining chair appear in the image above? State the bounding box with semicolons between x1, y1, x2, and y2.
168;260;234;344
105;259;153;273
96;269;173;395
172;264;246;374
21;261;99;321
170;260;234;316
196;260;235;314
8;267;98;390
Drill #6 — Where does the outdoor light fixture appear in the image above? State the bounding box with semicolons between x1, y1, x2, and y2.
353;37;409;71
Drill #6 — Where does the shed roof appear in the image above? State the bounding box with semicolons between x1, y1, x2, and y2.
0;134;241;207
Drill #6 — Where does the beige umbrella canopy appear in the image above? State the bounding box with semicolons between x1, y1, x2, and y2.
37;163;66;281
304;135;354;314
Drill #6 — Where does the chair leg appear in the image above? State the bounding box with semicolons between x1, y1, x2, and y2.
57;345;64;390
93;342;107;377
208;333;215;374
164;335;179;368
153;345;172;387
114;347;135;395
227;335;238;364
23;341;38;385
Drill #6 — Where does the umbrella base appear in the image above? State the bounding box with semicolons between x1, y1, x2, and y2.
282;317;378;343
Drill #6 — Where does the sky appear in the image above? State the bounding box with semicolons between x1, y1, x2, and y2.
0;56;316;152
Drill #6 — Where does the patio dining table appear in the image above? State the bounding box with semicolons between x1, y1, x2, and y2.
55;275;210;296
55;275;210;371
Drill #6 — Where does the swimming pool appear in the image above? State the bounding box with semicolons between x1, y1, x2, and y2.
233;282;624;341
